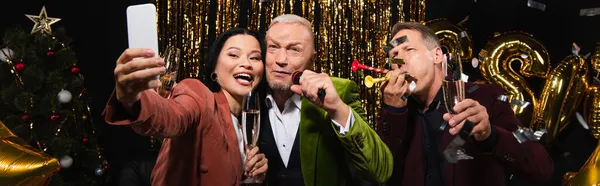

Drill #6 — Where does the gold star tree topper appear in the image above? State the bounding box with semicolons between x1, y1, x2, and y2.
25;6;61;34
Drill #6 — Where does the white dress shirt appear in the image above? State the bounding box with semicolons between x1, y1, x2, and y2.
266;94;354;167
231;114;246;165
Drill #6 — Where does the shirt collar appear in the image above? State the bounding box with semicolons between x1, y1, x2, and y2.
266;93;302;110
413;88;444;113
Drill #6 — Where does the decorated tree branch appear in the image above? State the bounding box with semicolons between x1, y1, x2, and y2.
0;6;108;186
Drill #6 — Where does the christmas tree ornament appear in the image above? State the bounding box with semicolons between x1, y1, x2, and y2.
0;48;14;62
59;156;73;168
25;6;61;35
57;89;72;104
94;167;104;176
70;66;80;74
15;62;25;71
0;121;60;185
0;21;105;185
81;115;87;120
50;114;59;121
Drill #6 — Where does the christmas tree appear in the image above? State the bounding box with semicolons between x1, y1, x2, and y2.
0;7;107;186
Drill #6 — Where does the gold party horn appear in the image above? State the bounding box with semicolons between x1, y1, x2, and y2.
386;58;405;65
364;75;391;88
364;74;418;88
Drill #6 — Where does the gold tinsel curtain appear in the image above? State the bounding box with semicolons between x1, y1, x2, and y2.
156;0;404;126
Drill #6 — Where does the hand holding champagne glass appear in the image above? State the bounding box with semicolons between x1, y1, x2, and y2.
157;46;180;98
241;91;263;183
441;53;475;163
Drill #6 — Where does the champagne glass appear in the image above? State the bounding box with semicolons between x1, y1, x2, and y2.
441;53;474;163
241;91;262;183
157;46;180;98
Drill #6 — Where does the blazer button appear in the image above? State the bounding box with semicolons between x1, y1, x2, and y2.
199;165;208;173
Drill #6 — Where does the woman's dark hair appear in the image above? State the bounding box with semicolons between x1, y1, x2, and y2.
200;28;267;92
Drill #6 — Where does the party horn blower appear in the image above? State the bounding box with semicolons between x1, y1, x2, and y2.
352;60;387;73
364;75;391;88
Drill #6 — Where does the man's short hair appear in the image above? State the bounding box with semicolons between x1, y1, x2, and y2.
391;22;440;49
269;14;315;42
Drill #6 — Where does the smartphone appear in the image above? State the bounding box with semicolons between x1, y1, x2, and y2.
126;3;159;58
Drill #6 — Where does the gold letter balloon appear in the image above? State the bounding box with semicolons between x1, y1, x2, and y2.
425;18;473;62
0;121;60;185
479;32;551;127
586;46;600;138
533;54;589;145
562;44;600;186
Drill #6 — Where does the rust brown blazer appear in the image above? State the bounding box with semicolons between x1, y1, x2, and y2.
104;79;243;186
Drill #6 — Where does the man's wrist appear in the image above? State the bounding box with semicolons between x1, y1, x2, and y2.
474;126;499;153
329;104;350;128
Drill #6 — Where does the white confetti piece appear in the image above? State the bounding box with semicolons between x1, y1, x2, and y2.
580;8;600;16
461;73;469;82
471;58;479;68
409;81;417;92
527;0;546;11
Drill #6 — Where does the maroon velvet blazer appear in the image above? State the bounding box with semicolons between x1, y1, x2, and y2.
377;83;553;186
104;79;242;186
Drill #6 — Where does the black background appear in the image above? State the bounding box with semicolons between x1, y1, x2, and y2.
1;0;599;185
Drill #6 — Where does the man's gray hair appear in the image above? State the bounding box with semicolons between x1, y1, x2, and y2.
391;22;441;49
269;14;314;41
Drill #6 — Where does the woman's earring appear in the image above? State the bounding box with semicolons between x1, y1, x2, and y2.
210;73;218;81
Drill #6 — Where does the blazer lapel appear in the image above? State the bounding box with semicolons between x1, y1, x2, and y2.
299;98;327;185
215;91;242;175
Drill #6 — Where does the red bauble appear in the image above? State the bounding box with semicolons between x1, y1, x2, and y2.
50;114;59;121
104;165;109;169
82;138;89;143
70;66;80;74
21;114;29;121
15;62;25;71
46;51;54;56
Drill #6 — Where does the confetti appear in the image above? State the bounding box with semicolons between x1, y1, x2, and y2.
471;58;479;68
527;0;546;11
510;100;531;108
389;35;408;47
576;112;589;130
497;95;509;102
458;15;470;26
584;52;591;59
461;73;469;82
580;7;600;16
572;43;581;55
409;81;417;92
459;31;468;38
478;49;488;58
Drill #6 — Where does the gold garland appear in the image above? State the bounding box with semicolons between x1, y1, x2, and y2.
156;0;404;126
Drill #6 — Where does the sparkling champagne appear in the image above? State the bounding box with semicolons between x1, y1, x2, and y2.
241;92;262;183
242;109;260;147
159;73;176;91
441;80;465;114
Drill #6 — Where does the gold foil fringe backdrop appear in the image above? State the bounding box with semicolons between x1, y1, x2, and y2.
156;0;404;126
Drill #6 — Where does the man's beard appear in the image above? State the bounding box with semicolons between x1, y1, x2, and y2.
268;81;291;91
